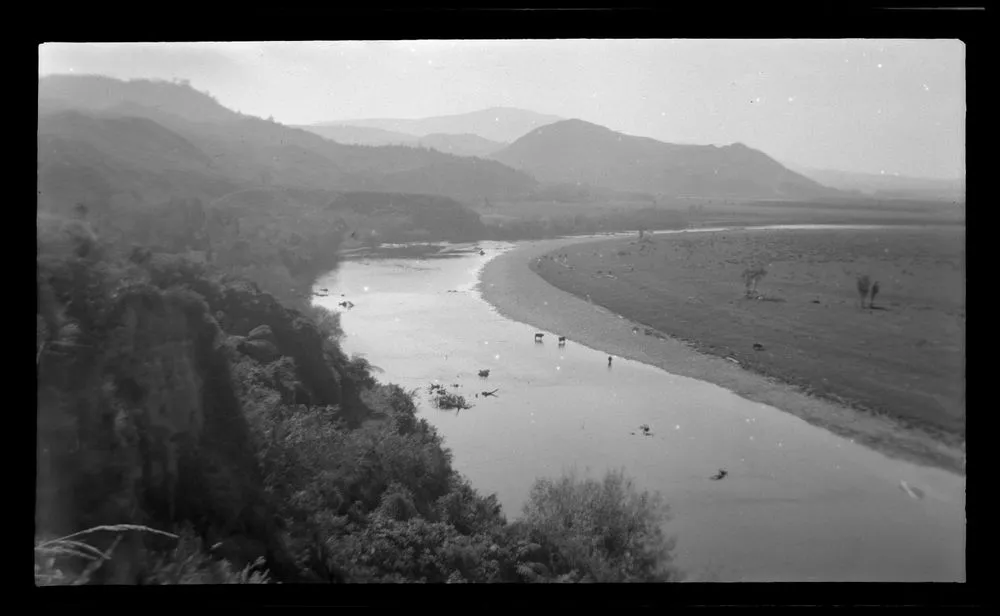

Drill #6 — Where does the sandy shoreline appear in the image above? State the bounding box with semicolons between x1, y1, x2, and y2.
476;236;965;476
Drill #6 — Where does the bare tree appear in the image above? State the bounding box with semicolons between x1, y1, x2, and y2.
856;275;871;309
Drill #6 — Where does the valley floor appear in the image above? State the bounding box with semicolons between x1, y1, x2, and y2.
477;228;965;476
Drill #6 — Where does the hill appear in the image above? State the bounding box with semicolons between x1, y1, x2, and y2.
318;107;563;143
37;111;243;214
490;119;839;200
38;75;538;204
39;74;243;124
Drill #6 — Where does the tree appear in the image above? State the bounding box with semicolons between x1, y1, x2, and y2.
856;275;872;309
520;468;681;582
741;265;768;299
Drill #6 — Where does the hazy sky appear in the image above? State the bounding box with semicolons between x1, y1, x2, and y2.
39;40;965;179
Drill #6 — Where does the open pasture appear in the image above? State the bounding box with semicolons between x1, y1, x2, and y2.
532;225;965;441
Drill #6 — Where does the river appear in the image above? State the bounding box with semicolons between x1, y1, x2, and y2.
313;226;965;582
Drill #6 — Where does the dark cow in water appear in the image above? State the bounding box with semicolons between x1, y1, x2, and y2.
558;336;567;346
534;333;544;343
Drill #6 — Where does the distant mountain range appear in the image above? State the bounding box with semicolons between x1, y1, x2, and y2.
313;107;563;144
40;75;885;213
489;119;839;200
787;165;965;202
295;124;505;158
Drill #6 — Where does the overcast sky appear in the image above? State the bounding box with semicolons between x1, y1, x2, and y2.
39;40;965;180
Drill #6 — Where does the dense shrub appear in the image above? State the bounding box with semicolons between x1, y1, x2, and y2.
520;469;682;583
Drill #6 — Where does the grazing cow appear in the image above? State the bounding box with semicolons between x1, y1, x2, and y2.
558;336;566;345
534;333;544;342
710;469;729;481
752;343;764;351
480;249;486;256
478;369;490;378
631;326;639;334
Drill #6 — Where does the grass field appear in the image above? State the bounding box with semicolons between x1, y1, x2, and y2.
531;226;965;441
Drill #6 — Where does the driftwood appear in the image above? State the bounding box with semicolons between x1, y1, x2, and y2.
481;389;499;398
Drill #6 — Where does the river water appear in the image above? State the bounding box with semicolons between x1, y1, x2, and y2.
313;226;965;582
